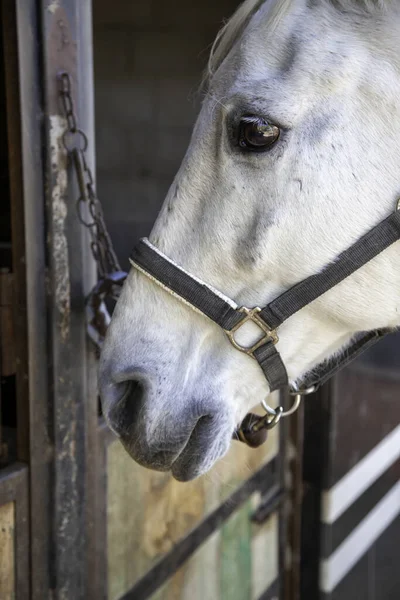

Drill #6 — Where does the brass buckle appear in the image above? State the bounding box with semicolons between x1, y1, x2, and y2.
224;307;279;358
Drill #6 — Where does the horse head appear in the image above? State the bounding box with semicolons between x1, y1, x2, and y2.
99;0;400;480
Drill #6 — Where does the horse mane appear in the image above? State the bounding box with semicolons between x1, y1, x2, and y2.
207;0;393;81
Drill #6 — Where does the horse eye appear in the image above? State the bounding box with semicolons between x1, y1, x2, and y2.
238;117;280;151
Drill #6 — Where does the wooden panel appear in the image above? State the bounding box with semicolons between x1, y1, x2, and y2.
0;464;29;599
251;509;278;599
147;505;279;600
220;499;252;600
107;413;279;600
12;0;51;595
0;501;15;600
150;530;221;600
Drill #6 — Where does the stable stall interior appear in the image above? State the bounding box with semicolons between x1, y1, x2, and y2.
94;0;242;269
0;5;30;598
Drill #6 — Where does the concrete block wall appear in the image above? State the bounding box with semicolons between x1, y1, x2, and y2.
93;0;240;269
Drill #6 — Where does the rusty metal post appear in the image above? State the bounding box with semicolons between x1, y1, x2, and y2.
38;1;98;598
283;393;306;600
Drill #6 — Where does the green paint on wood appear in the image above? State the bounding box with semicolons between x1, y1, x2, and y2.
220;499;252;600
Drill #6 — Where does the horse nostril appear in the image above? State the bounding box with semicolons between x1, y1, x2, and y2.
126;379;145;403
106;378;146;436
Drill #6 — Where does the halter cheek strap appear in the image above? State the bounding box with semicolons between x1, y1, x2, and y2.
129;206;399;442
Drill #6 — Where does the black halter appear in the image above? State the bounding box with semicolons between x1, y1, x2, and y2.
130;203;400;444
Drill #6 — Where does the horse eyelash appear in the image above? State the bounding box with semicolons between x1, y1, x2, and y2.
241;115;267;126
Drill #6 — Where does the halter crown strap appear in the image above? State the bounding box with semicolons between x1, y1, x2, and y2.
130;208;400;394
257;209;400;390
261;210;400;329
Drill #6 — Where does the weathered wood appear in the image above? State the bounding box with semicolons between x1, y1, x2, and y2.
179;530;220;600
251;510;279;600
97;421;113;599
0;501;15;600
106;427;279;600
144;505;279;600
0;463;29;600
12;0;52;595
150;530;221;600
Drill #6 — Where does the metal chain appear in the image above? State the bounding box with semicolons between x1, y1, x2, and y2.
59;72;127;352
59;72;121;278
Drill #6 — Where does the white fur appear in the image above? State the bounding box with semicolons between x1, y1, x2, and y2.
100;0;400;479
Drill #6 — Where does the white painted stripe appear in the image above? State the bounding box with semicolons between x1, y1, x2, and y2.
321;424;400;524
320;480;400;593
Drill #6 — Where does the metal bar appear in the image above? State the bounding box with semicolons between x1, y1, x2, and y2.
278;391;289;600
283;390;306;600
38;1;97;597
290;401;305;600
299;382;332;600
74;1;100;596
258;578;280;600
251;487;285;524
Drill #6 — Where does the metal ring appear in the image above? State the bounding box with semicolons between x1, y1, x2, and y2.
265;406;283;429
261;396;300;419
76;197;96;227
261;397;278;416
289;384;316;397
261;384;316;421
262;394;302;419
396;197;400;212
62;129;88;153
281;393;302;417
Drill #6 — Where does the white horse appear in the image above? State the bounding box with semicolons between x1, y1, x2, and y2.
99;0;400;481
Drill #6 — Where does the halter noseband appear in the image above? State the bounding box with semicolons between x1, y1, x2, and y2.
129;201;400;446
